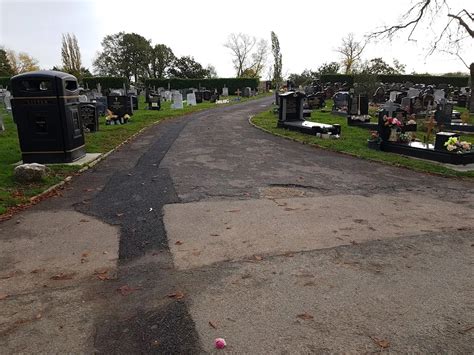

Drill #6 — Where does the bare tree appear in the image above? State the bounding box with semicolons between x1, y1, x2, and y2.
368;0;473;111
224;33;256;77
336;33;366;74
249;39;268;78
61;33;82;78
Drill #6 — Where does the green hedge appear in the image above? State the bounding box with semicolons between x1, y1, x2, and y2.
320;73;468;87
0;77;11;88
377;74;468;86
320;74;354;85
82;77;128;91
144;78;259;95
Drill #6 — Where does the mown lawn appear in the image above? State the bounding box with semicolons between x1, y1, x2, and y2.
0;93;270;216
251;104;474;179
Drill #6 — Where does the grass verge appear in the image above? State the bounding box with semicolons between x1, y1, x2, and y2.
250;106;474;179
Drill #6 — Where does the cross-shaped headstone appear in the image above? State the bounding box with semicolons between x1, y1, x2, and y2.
235;89;241;97
424;115;437;141
382;101;399;117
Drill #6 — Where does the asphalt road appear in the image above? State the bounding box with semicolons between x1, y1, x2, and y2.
1;96;473;353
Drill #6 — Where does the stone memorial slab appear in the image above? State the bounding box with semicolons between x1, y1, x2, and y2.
243;87;251;98
79;103;99;132
434;89;445;102
172;92;183;109
222;87;229;96
0;112;4;131
407;88;421;98
187;92;197;106
4;91;12;112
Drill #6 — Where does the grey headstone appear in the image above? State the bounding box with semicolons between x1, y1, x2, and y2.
407;88;421;98
4;91;12;112
172;92;183;109
222;87;229;97
0;112;4;131
187;92;197;106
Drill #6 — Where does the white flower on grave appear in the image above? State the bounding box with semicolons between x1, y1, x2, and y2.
446;145;456;151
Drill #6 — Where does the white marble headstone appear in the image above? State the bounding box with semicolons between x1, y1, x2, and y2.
187;93;197;106
4;91;12;112
222;87;229;96
172;92;183;109
164;91;172;101
0;112;4;131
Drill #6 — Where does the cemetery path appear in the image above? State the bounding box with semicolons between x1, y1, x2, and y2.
1;96;473;353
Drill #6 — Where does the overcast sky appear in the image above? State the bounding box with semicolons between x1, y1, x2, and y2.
0;0;472;78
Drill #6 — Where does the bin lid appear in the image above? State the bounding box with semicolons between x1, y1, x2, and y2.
11;70;76;81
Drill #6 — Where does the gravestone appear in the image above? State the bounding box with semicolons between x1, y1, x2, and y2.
163;91;172;101
407;88;421;98
130;95;138;110
79;103;99;132
435;102;453;126
389;91;402;102
148;95;161;110
195;91;203;103
434;89;445;102
373;87;385;103
202;90;212;101
95;96;107;116
222;87;229;96
332;91;349;112
172;92;183;109
107;95;133;117
243;87;251;98
412;97;423;114
4;91;12;112
348;94;369;116
187;92;197;106
400;97;412;114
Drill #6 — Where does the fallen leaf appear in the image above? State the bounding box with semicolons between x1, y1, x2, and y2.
297;313;314;320
303;281;316;286
0;272;15;280
83;188;94;192
209;321;217;329
192;251;201;256
226;209;240;213
371;337;390;349
50;273;76;280
35;313;42;319
81;252;89;258
0;293;8;300
226;227;231;230
167;291;184;299
175;240;183;245
254;255;263;261
210;233;220;236
79;219;89;223
284;207;299;211
30;268;44;274
116;213;124;217
117;285;140;296
350;240;359;245
151;340;160;347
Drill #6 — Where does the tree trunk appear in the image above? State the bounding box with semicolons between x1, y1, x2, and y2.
469;62;474;114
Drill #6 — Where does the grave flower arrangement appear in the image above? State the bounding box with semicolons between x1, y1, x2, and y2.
383;116;403;128
444;137;472;153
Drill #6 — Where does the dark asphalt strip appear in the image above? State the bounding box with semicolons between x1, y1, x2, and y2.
79;118;187;260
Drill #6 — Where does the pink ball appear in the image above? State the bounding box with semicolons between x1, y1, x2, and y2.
214;338;226;349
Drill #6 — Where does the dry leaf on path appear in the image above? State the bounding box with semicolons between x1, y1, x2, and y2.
284;207;299;211
226;209;240;213
370;337;390;349
209;321;217;329
210;233;220;236
297;313;314;320
0;293;8;300
175;240;183;245
167;291;185;299
50;273;76;280
254;255;263;261
117;285;141;296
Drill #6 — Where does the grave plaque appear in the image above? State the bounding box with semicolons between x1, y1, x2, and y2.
202;90;211;101
400;97;412;114
79;102;99;132
222;87;229;96
435;102;453;126
243;87;251;98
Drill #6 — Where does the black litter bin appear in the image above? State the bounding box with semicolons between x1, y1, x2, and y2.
11;70;86;163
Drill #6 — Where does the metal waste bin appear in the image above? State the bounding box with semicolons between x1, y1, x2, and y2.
11;70;85;163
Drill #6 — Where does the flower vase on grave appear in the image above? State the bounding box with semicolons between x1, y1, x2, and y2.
388;127;399;142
